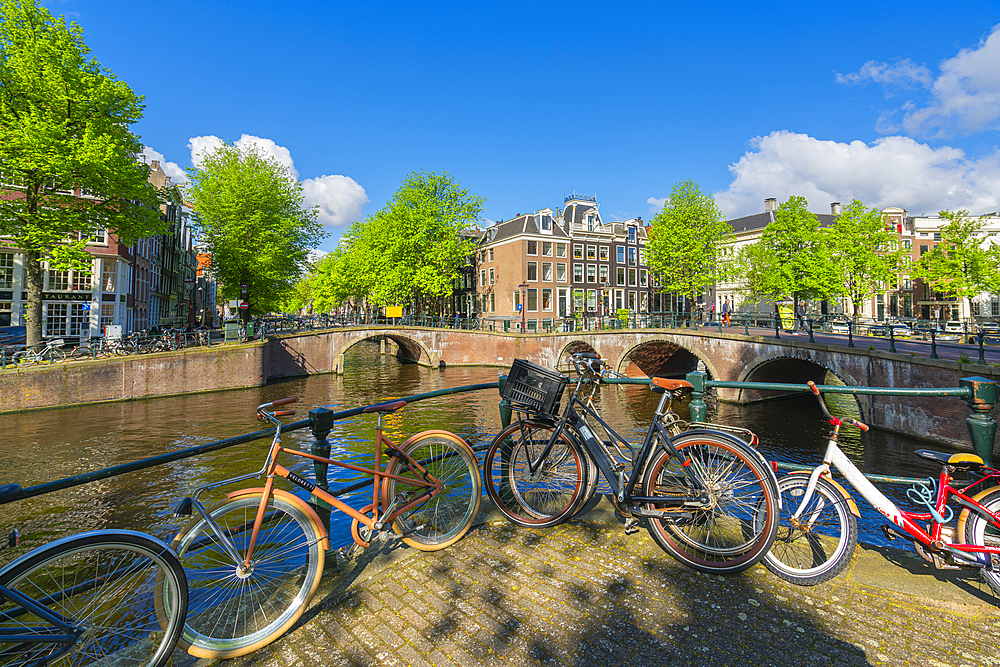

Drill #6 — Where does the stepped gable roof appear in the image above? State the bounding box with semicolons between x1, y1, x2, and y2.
481;212;569;244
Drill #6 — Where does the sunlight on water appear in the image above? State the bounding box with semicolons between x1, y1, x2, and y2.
0;342;972;556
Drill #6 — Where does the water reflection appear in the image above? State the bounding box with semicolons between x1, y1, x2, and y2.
0;344;970;559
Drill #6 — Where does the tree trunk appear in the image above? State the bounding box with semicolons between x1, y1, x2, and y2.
24;249;44;349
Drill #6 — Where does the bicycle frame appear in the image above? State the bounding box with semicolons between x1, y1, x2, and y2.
792;427;1000;560
187;409;445;569
0;583;80;663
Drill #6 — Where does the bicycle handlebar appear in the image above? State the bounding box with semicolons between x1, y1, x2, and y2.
256;397;299;421
806;381;869;432
270;397;298;408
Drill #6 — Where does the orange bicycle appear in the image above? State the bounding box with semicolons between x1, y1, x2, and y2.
164;397;481;659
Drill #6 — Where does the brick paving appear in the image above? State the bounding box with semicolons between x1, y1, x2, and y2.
192;507;1000;667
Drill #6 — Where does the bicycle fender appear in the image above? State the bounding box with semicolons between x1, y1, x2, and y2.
672;429;782;509
225;487;330;551
785;471;861;518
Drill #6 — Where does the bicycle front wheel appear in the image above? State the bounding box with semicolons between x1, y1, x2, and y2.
958;486;1000;596
11;351;34;367
641;432;778;574
483;420;588;528
762;475;857;585
383;433;481;551
0;529;188;667
169;492;324;659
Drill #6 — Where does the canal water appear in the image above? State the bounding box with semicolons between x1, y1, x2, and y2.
0;341;971;562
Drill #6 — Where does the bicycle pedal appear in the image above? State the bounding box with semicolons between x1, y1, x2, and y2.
623;518;640;535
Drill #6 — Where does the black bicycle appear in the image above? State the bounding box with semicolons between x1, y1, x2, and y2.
0;485;188;667
483;354;781;573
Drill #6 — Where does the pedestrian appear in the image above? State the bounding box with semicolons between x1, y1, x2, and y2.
709;300;716;324
722;296;732;326
774;303;782;330
797;302;807;332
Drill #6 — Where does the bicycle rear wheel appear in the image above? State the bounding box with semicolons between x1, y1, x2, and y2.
0;529;188;667
761;475;857;585
483;420;588;528
958;486;1000;596
383;433;481;550
168;492;324;659
11;351;34;367
641;432;778;574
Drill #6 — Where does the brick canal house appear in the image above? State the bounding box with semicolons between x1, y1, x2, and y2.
475;193;659;331
0;160;203;341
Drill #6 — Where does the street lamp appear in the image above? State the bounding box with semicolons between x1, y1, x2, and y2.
518;282;528;333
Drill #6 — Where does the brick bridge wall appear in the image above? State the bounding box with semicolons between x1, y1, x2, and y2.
3;327;996;454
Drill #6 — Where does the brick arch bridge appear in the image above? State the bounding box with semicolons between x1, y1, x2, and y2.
267;327;999;451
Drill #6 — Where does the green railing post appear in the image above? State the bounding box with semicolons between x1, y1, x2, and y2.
743;318;749;337
308;407;335;532
807;318;815;343
686;370;707;422
889;327;897;353
978;332;986;365
959;377;998;467
848;321;854;348
930;329;938;358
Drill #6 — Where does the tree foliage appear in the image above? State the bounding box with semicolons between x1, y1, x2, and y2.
740;196;835;308
828;199;908;319
184;142;326;315
912;210;1000;315
646;180;731;308
312;170;484;313
0;0;163;345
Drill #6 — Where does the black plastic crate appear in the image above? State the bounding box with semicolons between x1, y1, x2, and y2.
500;358;568;416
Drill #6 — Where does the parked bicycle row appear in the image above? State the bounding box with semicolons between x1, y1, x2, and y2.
3;364;999;666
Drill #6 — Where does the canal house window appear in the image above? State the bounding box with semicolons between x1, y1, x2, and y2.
102;261;116;291
100;304;114;329
557;243;566;257
599;246;609;261
490;293;495;312
628;226;636;243
527;262;537;281
599;265;609;283
489;268;495;285
481;270;487;286
0;252;13;288
573;264;583;282
542;242;552;256
542;262;552;282
617;267;625;286
527;288;537;311
527;240;537;255
73;269;92;291
639;269;647;287
587;290;597;310
513;291;520;311
573;244;583;259
542;288;552;311
587;265;596;283
489;248;494;261
587;245;596;260
616;246;625;263
628;247;636;266
629;268;637;286
47;269;69;291
556;263;566;282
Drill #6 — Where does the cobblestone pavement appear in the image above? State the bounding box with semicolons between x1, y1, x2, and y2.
196;513;1000;667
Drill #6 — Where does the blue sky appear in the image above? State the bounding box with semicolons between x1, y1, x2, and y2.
45;0;1000;252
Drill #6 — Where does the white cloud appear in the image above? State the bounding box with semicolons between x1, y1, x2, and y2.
187;135;225;168
835;59;932;88
837;24;1000;136
140;146;188;184
646;197;666;214
302;174;369;227
715;130;1000;218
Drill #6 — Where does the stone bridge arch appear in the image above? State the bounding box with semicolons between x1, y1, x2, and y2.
331;331;436;372
732;351;867;419
615;338;719;380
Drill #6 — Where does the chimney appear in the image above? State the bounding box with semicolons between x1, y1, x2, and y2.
831;202;841;215
764;198;777;212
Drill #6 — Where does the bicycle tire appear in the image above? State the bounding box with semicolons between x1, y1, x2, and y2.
958;485;1000;596
483;420;588;528
382;433;481;550
641;432;779;574
11;351;34;367
70;346;93;360
761;475;857;585
48;348;66;364
0;529;188;667
168;492;324;659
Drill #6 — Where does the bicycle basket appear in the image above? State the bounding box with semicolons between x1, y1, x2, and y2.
500;358;568;416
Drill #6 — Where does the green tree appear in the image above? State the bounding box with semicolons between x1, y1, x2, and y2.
646;180;732;318
829;199;908;320
333;170;484;313
0;0;164;346
185;142;326;315
912;210;1000;318
740;196;834;312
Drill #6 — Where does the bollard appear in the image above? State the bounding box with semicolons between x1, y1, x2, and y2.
930;330;938;359
774;316;780;340
307;407;335;534
807;318;815;343
978;332;986;365
685;370;707;422
848;321;854;348
889;326;896;353
959;377;998;467
744;318;749;337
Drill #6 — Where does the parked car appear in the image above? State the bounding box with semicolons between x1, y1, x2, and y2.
829;322;851;334
0;325;26;347
944;321;964;333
